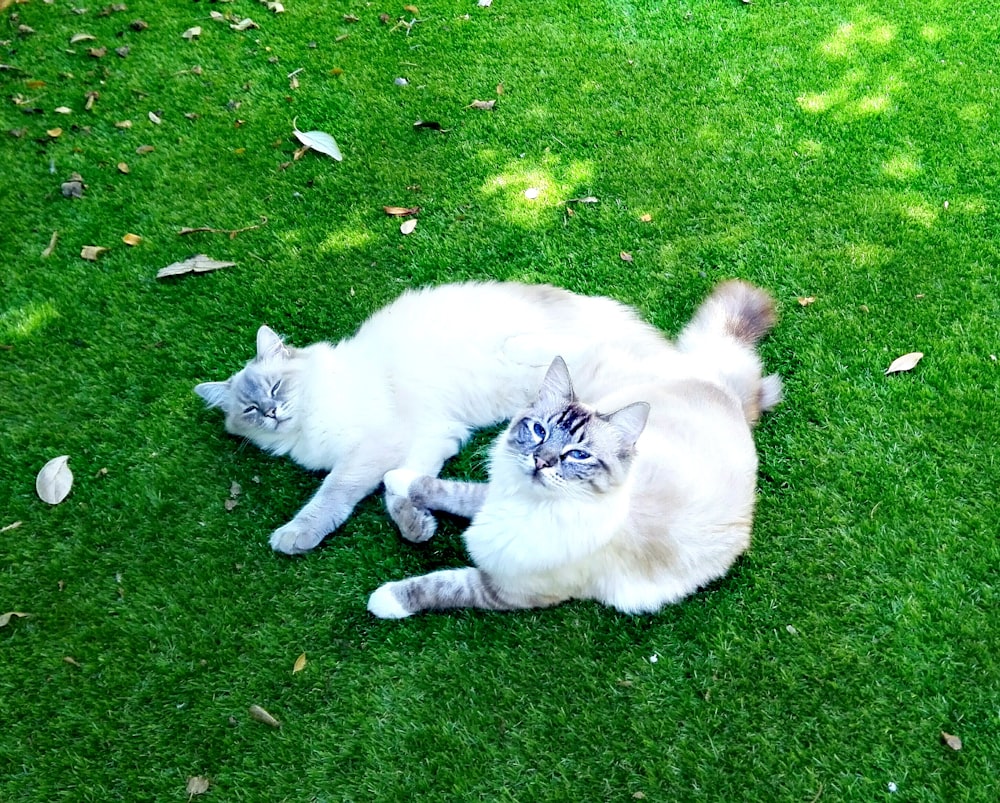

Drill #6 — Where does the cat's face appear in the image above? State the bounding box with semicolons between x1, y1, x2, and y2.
502;357;649;495
195;325;299;440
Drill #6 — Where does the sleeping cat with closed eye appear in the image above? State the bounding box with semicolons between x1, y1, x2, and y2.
368;280;781;617
195;281;696;554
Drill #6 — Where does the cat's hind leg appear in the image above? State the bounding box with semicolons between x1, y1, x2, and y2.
383;434;467;543
368;567;551;618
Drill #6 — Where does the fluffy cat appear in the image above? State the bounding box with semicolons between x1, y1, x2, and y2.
367;280;781;617
195;282;679;554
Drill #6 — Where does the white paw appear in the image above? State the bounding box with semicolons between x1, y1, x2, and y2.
269;521;324;555
383;468;423;498
367;583;412;619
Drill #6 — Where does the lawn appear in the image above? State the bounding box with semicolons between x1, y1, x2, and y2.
1;0;997;800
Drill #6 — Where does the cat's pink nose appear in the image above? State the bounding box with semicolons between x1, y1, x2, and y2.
534;455;555;470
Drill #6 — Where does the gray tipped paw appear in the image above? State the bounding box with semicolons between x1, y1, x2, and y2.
269;520;326;555
386;491;437;543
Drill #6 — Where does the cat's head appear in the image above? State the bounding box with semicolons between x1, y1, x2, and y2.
194;325;300;442
500;357;649;496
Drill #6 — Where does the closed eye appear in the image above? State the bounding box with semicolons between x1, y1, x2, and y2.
243;404;258;414
270;380;282;396
563;449;590;461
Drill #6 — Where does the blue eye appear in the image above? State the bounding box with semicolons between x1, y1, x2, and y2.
564;449;590;461
532;421;546;439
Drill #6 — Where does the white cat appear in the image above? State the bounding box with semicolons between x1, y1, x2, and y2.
195;282;677;554
368;281;781;617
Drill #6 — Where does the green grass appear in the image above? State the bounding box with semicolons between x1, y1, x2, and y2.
2;0;998;800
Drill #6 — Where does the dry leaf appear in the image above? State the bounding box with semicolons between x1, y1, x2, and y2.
148;111;161;124
400;218;417;235
567;196;599;204
186;776;210;798
620;251;634;262
468;99;496;110
343;14;359;22
941;732;962;751
88;47;108;58
130;19;149;32
115;119;132;129
292;121;342;161
70;33;96;44
54;106;72;114
224;498;238;512
230;481;242;498
182;26;201;40
122;233;142;246
1;521;23;533
383;205;420;217
80;245;108;261
117;162;129;173
209;11;225;22
61;173;85;198
0;612;29;627
47;128;63;138
84;91;99;110
63;656;81;667
41;231;58;258
136;145;155;155
639;213;652;222
156;254;236;278
293;653;307;674
403;4;419;13
248;704;281;728
231;18;259;31
524;187;539;200
797;296;817;306
36;455;73;504
885;352;923;375
479;0;493;6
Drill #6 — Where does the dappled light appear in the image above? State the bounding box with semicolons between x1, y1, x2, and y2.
480;154;594;228
882;153;922;180
0;301;58;342
820;16;898;59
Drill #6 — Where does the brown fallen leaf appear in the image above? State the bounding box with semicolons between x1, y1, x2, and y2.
156;254;237;278
383;205;420;217
620;251;634;262
248;704;281;728
468;99;496;110
115;119;133;129
130;19;149;32
797;296;817;306
186;776;210;799
117;162;129;174
639;213;652;222
115;46;130;58
343;14;359;22
885;351;923;375
63;656;81;667
80;245;108;261
84;91;99;110
122;233;142;246
293;652;307;674
136;145;155;155
88;47;107;59
0;612;30;627
47;128;63;138
404;4;419;13
41;231;58;258
941;732;962;751
400;219;418;235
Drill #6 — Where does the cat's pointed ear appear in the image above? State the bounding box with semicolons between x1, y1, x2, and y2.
536;356;575;407
194;380;231;410
256;325;290;361
606;402;650;449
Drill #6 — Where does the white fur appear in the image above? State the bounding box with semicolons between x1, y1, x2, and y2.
383;468;422;498
199;282;670;553
367;583;412;619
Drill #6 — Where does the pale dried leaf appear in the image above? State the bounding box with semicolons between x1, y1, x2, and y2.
620;251;633;262
292;123;342;161
231;18;259;31
41;231;58;258
136;144;154;154
478;0;493;6
70;33;96;44
524;187;539;200
80;245;108;261
186;776;210;798
293;652;307;674
639;213;652;222
383;205;420;217
404;4;419;13
1;521;23;533
468;99;496;110
36;455;73;504
156;254;236;278
64;655;81;667
115;119;133;129
0;612;30;627
47;128;63;138
248;704;281;728
941;732;962;751
567;196;599;204
797;296;816;306
148;111;161;124
117;162;129;173
182;26;201;40
88;47;108;58
885;351;923;375
399;218;417;235
229;481;242;498
122;233;142;246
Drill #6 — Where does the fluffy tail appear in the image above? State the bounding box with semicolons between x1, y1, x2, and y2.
677;280;782;424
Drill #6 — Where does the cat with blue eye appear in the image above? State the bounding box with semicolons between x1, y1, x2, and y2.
369;280;782;618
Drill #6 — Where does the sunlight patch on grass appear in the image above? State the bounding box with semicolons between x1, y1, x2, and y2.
480;155;594;227
919;24;946;43
901;199;939;228
316;225;376;255
882;152;922;180
0;301;59;341
796;138;824;158
820;17;898;59
958;103;986;124
845;242;893;269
